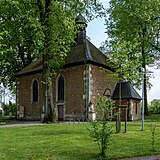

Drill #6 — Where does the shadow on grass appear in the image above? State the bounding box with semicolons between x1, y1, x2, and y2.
31;123;88;136
145;114;160;122
50;149;98;160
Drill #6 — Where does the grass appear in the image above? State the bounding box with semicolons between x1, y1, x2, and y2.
109;121;160;159
0;121;160;160
145;114;160;121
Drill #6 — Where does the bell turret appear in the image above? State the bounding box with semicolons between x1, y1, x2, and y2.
75;14;87;44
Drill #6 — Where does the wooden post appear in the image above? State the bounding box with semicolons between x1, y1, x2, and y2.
116;82;122;133
120;105;128;133
125;106;127;133
118;106;121;133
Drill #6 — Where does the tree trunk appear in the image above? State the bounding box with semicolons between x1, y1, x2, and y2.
37;0;54;122
42;55;50;122
141;24;148;116
142;50;148;116
116;78;121;133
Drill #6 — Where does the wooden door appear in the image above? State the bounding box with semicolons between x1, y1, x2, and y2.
58;105;64;121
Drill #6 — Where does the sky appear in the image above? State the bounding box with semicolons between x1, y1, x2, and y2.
86;1;160;103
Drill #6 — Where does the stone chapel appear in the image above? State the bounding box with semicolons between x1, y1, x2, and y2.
15;15;141;121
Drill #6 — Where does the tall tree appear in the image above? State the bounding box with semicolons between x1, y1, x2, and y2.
0;0;105;121
0;0;44;87
0;0;105;87
105;0;160;115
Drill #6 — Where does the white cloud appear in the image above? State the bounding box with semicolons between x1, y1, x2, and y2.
148;69;160;102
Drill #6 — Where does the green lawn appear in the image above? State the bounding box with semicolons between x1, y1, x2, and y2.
0;122;160;160
145;114;160;121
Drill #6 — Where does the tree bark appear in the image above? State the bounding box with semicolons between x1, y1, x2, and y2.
17;44;25;67
142;23;148;116
36;0;54;122
142;49;148;116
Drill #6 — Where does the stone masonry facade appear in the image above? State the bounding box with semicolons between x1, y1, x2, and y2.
16;73;43;120
16;64;117;121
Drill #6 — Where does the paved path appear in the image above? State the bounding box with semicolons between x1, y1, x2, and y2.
0;120;44;128
118;155;160;160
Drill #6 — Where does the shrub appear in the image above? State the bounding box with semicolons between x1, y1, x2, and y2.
2;102;16;116
148;99;160;114
88;96;115;159
150;122;157;152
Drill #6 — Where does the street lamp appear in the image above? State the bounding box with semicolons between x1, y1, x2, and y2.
141;68;145;131
141;67;153;131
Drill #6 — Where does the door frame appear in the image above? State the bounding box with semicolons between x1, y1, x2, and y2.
57;104;65;121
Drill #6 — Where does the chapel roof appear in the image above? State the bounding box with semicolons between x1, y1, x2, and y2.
75;14;86;24
64;39;112;69
15;56;43;76
111;82;142;100
15;39;112;76
15;15;113;77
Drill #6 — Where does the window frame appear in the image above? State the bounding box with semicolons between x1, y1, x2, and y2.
31;79;39;103
57;75;65;102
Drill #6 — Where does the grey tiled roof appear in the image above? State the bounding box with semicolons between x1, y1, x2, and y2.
64;39;112;70
15;57;43;76
75;14;86;24
15;39;113;76
111;82;142;100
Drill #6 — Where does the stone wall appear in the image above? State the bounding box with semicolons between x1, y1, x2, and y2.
90;65;117;108
114;99;141;121
132;99;141;121
16;73;43;120
16;64;121;121
52;65;86;121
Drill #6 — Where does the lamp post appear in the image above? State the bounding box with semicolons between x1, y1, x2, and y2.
141;66;154;131
141;68;145;131
0;89;2;107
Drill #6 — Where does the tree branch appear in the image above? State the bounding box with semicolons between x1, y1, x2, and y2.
36;0;45;25
45;0;52;19
150;43;160;52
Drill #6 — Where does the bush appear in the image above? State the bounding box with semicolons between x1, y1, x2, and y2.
88;96;115;159
148;99;160;114
150;122;157;152
2;102;16;116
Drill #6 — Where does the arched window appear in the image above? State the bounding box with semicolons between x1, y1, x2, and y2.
33;79;38;102
58;75;64;101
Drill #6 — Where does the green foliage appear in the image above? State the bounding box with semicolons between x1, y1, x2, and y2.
96;97;115;121
148;99;160;114
105;0;160;116
0;0;44;88
2;102;16;116
105;0;160;88
88;96;115;159
150;122;157;152
0;0;105;89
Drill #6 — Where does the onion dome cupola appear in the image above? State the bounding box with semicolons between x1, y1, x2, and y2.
75;14;87;44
